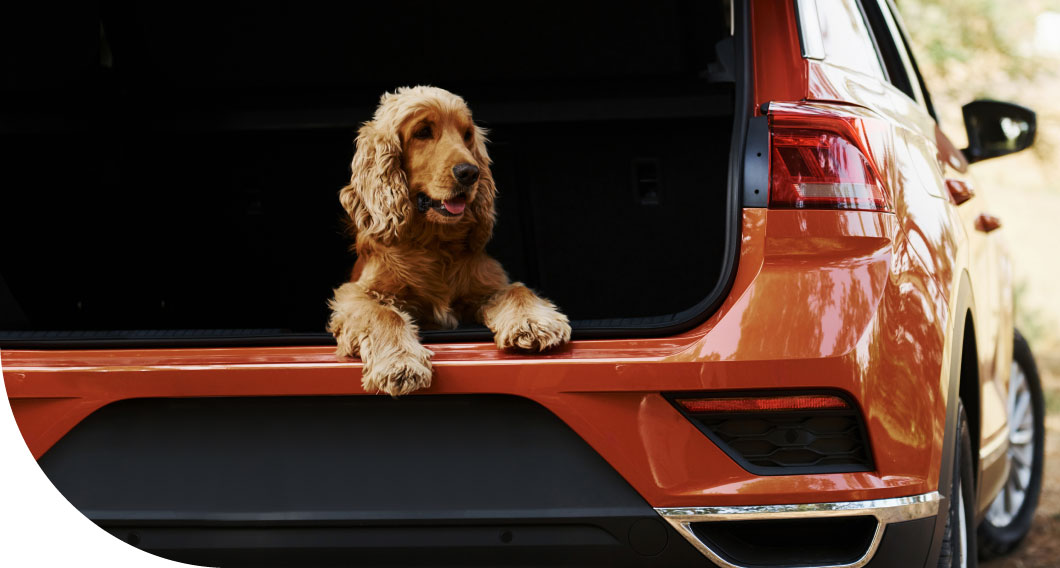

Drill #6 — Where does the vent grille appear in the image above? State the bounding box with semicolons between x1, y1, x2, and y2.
670;392;874;475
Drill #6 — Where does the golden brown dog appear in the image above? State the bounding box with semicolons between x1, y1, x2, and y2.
328;86;571;396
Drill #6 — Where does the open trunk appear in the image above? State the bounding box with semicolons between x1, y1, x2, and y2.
1;1;745;347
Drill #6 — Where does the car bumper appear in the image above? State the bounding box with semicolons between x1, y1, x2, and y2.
5;208;952;565
658;492;940;568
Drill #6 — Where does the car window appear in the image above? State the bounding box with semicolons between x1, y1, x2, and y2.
860;0;920;102
815;0;887;79
881;0;939;119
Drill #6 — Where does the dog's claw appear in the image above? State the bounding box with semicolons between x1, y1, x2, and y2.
361;344;434;396
329;319;361;360
497;311;571;352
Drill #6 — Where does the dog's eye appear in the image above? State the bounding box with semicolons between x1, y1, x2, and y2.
463;129;472;142
413;125;433;140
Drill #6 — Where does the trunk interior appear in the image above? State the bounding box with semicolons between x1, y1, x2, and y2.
1;2;740;346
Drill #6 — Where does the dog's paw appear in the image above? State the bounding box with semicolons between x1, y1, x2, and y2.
495;308;571;352
328;313;366;358
361;344;434;396
328;317;361;359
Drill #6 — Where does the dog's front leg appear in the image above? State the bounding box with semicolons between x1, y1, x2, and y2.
481;283;571;352
328;283;433;396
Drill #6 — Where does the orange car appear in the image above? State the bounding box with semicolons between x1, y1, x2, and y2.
1;1;1046;567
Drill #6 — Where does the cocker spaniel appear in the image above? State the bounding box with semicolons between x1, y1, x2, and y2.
328;86;571;396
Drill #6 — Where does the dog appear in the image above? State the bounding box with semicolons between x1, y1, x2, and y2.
327;86;571;396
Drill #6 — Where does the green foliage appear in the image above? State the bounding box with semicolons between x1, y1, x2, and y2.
899;0;1045;83
899;0;1060;160
1014;279;1050;348
1045;388;1060;416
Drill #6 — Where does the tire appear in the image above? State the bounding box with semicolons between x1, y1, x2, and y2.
979;330;1046;558
939;400;977;568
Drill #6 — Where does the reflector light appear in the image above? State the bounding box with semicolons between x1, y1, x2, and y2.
769;113;891;212
676;394;850;413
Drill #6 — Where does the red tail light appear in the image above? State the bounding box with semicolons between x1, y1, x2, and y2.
675;394;850;413
769;106;892;212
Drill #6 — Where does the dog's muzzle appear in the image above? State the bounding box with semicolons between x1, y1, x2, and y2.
416;193;434;213
417;192;468;216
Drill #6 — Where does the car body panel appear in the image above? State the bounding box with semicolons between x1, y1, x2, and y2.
755;0;1015;517
5;205;947;508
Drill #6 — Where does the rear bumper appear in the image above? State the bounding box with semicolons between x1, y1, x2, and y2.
6;209;948;510
4;207;954;565
658;492;940;568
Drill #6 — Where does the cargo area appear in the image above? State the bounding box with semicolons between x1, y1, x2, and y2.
0;2;742;346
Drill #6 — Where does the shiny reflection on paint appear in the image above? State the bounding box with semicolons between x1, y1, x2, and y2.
695;473;925;500
790;69;961;488
857;195;947;476
732;257;886;358
807;60;891;110
689;209;893;362
659;200;946;498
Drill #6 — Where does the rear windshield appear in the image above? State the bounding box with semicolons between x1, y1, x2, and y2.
1;2;738;346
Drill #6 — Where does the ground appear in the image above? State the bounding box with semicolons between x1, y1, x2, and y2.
982;352;1060;568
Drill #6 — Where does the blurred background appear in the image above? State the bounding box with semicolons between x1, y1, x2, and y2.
899;0;1060;565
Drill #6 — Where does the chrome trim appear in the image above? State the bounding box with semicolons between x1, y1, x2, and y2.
795;0;826;60
728;0;735;36
656;492;940;568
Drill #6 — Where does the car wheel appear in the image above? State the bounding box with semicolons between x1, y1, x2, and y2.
979;330;1045;558
939;400;977;568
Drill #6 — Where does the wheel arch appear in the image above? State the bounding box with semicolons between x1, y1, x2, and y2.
959;312;981;488
925;269;977;566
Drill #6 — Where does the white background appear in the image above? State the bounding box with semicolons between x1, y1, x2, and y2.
1;353;196;567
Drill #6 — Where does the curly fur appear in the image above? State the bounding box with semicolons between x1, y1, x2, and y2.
328;86;570;396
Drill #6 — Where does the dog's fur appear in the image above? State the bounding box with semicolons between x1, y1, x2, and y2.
328;86;571;396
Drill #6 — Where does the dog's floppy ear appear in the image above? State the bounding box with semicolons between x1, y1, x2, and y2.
468;125;496;251
339;121;411;245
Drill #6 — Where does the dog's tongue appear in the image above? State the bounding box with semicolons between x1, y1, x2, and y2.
442;198;466;215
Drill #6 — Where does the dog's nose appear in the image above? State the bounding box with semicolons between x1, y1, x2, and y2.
452;163;479;186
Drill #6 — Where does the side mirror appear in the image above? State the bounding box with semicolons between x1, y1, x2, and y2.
962;100;1036;164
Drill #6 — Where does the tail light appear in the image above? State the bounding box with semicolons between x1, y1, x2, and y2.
768;105;892;212
675;394;850;413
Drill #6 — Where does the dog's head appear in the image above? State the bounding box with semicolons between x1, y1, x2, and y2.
340;86;496;249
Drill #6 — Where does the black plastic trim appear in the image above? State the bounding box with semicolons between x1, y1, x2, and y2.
864;516;937;567
0;330;333;350
38;395;710;567
692;516;878;566
923;272;974;566
742;114;770;207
